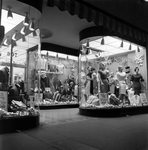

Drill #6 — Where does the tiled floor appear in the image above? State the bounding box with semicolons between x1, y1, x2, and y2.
1;108;148;150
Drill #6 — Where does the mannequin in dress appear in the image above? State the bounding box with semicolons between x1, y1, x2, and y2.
115;66;126;95
125;66;132;89
131;67;145;95
97;62;109;93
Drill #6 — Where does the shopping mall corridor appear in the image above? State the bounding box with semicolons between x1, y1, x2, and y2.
0;108;148;150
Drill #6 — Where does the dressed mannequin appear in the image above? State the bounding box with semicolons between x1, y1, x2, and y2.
115;66;126;95
108;72;116;94
86;66;95;95
0;67;9;91
98;63;109;93
125;66;132;89
131;67;145;95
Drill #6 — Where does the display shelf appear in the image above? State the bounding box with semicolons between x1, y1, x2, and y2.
0;114;40;134
35;103;79;109
79;105;148;117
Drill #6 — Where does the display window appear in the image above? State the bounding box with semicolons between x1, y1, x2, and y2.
0;1;41;121
79;36;148;109
27;49;79;107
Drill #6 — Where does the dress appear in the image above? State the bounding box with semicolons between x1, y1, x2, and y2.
116;71;126;94
98;70;109;93
131;74;144;95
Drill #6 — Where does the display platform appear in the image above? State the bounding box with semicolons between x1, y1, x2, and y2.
0;114;40;134
35;104;79;109
79;105;148;117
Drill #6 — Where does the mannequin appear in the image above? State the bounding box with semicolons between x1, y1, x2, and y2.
131;67;145;95
0;67;9;91
115;66;126;95
98;62;109;93
86;66;95;95
125;66;132;89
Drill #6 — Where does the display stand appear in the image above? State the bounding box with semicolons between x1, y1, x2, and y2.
35;103;79;110
79;105;148;117
0;114;40;134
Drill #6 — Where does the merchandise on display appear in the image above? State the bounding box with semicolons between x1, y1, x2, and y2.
79;36;148;110
28;50;79;107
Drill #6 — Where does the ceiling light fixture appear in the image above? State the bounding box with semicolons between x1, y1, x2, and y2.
29;18;35;31
33;30;37;37
120;40;124;47
56;53;58;58
22;35;26;42
23;12;30;26
86;39;90;49
101;37;105;45
137;46;140;52
129;43;132;50
7;6;13;20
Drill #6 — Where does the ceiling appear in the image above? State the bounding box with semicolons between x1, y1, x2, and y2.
0;0;148;65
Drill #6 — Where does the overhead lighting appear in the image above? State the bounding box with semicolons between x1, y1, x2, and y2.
22;35;26;42
66;55;69;60
20;26;27;35
29;18;35;31
12;40;17;47
129;43;132;50
86;39;90;49
7;6;13;20
33;30;37;37
101;37;105;45
120;40;124;47
12;30;18;41
137;46;140;52
23;12;30;26
56;53;58;58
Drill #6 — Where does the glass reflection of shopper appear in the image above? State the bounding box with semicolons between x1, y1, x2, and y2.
131;67;145;95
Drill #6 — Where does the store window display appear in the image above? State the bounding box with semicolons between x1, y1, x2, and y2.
27;50;79;106
79;36;148;110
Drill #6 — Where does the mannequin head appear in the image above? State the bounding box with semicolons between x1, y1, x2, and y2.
134;67;139;73
118;66;123;72
125;66;130;74
99;62;105;70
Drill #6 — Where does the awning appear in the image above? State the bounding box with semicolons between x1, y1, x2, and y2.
47;0;148;46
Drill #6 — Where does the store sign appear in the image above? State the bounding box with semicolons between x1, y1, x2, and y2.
0;91;8;111
99;93;108;105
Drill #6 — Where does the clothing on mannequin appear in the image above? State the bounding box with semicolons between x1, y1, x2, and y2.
131;67;145;95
